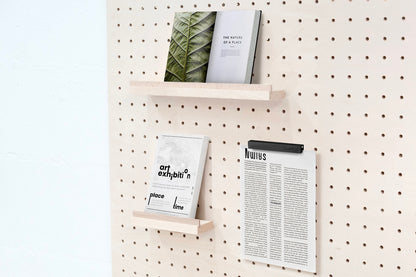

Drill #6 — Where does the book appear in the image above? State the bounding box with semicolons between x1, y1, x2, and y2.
206;10;261;84
144;134;209;218
164;10;261;84
164;12;217;82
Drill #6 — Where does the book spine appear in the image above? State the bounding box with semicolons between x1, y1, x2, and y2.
189;136;209;218
245;10;262;84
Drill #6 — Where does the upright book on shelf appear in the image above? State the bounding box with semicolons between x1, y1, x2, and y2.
206;10;262;84
164;10;261;84
144;134;209;218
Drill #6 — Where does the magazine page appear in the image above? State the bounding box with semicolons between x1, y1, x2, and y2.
241;146;316;272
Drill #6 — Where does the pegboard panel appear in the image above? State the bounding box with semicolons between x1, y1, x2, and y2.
107;1;416;276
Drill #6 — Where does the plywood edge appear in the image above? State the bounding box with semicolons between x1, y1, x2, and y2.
132;211;214;235
129;81;284;101
198;220;214;233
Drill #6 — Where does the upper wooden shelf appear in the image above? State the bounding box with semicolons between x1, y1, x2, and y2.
132;210;214;235
129;81;285;101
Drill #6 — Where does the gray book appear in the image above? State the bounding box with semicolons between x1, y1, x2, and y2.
206;10;262;84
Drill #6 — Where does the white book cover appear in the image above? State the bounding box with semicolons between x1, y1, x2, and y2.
206;10;261;84
144;134;209;218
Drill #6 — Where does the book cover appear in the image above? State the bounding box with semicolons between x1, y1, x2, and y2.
164;12;217;82
144;134;209;218
206;10;261;84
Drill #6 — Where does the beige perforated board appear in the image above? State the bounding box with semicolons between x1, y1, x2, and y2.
107;1;416;276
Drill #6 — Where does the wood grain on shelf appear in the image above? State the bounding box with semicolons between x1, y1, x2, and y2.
132;210;214;235
129;81;285;101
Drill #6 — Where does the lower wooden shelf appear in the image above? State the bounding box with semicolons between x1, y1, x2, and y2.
132;210;214;235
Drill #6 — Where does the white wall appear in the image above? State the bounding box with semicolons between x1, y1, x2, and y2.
0;1;111;276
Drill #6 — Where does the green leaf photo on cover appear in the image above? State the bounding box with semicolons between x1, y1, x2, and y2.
164;12;217;82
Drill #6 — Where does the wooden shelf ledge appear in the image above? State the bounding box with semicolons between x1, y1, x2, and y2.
129;81;285;101
132;211;214;235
